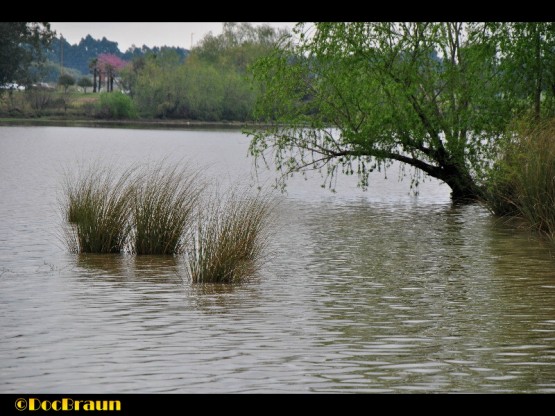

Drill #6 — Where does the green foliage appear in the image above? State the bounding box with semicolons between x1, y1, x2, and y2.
484;118;555;238
24;86;54;115
486;23;555;119
46;34;188;76
77;76;93;93
131;52;251;120
131;162;201;255
2;88;27;115
118;56;144;96
0;22;54;88
185;187;275;283
41;61;83;83
247;22;555;201
58;73;75;92
97;92;136;119
194;22;288;73
127;23;286;121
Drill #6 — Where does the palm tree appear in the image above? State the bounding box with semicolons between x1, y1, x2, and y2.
88;58;98;93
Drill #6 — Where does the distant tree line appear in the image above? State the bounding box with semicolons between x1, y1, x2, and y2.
1;22;288;123
120;23;288;121
44;34;189;80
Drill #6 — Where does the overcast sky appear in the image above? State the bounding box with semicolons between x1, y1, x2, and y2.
50;22;296;51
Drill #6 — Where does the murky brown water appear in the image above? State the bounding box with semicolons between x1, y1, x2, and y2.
1;126;555;393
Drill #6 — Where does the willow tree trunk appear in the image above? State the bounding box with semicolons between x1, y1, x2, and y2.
436;163;482;202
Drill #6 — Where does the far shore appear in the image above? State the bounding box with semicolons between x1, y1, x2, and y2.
0;117;262;130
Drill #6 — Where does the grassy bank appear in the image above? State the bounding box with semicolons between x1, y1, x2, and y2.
0;89;263;130
0;116;252;130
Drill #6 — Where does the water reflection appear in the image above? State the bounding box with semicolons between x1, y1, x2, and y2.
300;201;555;392
75;254;183;284
189;283;247;314
76;254;133;280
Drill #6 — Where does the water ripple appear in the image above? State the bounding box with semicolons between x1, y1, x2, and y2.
1;127;555;392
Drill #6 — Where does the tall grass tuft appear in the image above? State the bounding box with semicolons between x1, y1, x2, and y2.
185;187;275;283
131;162;201;255
485;118;555;238
61;163;136;253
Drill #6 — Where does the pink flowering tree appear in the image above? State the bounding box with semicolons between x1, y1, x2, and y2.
97;54;127;92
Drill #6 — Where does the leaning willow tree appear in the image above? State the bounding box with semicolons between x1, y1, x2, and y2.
247;22;554;201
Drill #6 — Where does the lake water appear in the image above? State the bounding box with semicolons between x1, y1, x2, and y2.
1;126;555;393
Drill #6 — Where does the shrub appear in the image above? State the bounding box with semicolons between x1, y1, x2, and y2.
97;92;136;119
77;77;93;93
24;86;53;115
58;74;75;92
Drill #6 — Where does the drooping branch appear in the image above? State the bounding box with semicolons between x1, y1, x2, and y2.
268;129;443;181
248;22;528;200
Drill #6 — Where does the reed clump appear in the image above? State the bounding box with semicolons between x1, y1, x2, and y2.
185;188;275;283
131;163;201;255
484;118;555;239
61;164;136;253
61;161;275;282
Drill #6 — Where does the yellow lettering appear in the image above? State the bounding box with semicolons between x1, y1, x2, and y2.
109;400;121;411
83;400;95;411
63;399;74;411
24;397;120;412
29;398;40;411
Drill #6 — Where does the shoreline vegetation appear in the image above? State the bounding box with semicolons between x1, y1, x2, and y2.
0;23;288;130
5;22;555;245
483;118;555;240
0;116;257;130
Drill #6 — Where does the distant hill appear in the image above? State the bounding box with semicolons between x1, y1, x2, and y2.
46;34;189;76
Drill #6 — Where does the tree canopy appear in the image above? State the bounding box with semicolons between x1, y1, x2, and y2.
247;22;555;201
122;23;287;121
42;35;188;82
58;73;75;92
0;22;54;88
77;76;93;93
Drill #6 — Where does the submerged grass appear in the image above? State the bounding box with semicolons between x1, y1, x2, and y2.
61;163;136;253
185;187;275;283
485;118;555;239
131;162;201;255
